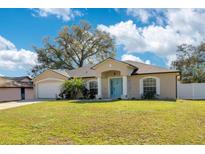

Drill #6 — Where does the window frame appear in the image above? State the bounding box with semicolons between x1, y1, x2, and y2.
143;78;157;94
139;76;160;95
87;80;98;95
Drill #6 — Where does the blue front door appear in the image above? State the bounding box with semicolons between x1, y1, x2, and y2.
110;78;122;98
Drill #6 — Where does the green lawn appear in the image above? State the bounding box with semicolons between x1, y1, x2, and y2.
1;100;205;144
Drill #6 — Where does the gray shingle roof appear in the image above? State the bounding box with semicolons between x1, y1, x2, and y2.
66;65;96;78
50;66;96;78
125;60;179;75
0;76;33;88
50;59;179;78
51;69;70;77
4;76;31;81
91;57;137;69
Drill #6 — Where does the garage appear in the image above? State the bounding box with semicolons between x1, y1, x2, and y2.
36;80;64;99
0;76;34;102
33;70;69;99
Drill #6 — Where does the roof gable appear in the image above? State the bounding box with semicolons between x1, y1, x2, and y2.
33;69;69;82
91;58;137;76
91;57;137;69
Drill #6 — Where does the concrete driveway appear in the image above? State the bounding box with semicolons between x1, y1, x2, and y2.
0;100;43;110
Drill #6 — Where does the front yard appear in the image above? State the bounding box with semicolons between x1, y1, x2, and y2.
0;100;205;144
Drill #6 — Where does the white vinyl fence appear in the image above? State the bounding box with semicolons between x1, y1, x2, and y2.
177;81;205;99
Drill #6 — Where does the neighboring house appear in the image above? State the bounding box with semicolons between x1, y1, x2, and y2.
33;58;180;99
0;76;34;102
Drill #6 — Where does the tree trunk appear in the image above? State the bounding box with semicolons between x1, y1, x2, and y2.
79;59;84;67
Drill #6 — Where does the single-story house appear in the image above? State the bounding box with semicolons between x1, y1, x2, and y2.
0;76;34;102
33;58;180;99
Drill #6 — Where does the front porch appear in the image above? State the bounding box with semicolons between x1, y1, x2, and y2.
96;70;128;99
90;57;136;99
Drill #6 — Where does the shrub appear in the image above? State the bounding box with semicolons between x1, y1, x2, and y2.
141;92;157;99
61;78;85;99
81;87;97;99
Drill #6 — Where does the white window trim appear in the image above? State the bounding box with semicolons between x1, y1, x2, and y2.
139;76;160;95
86;79;97;90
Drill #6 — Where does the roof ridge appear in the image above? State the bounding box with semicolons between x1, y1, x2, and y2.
91;57;138;69
49;69;70;77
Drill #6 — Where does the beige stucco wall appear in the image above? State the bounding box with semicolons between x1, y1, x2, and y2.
93;59;134;99
0;77;34;101
25;88;34;100
102;77;108;98
82;72;177;99
33;66;177;100
128;73;177;99
0;88;21;102
101;71;121;98
94;59;134;76
33;70;68;82
33;70;68;98
83;71;121;99
0;88;34;102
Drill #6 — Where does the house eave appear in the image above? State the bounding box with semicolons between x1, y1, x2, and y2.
131;71;180;76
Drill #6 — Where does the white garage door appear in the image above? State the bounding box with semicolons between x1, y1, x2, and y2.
37;80;64;99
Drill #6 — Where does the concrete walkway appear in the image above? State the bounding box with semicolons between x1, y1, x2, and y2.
0;100;43;110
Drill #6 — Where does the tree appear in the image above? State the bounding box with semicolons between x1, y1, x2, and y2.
31;20;115;76
171;43;205;83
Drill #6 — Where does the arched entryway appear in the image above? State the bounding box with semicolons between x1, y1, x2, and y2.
97;70;128;99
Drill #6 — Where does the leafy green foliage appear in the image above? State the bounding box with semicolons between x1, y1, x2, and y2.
81;88;97;99
31;20;115;76
171;43;205;83
61;78;84;99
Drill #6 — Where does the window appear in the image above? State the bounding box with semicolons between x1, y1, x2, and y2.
89;81;98;95
143;78;156;94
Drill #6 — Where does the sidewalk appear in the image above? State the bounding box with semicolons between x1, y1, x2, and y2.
0;100;42;110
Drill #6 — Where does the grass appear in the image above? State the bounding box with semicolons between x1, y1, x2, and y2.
0;100;205;144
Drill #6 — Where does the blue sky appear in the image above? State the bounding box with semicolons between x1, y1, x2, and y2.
0;8;205;77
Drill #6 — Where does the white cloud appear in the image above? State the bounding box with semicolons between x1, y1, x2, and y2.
127;9;151;23
0;36;15;50
126;9;166;25
98;20;146;52
32;8;82;21
0;36;37;70
121;54;151;64
98;9;205;66
167;9;205;36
